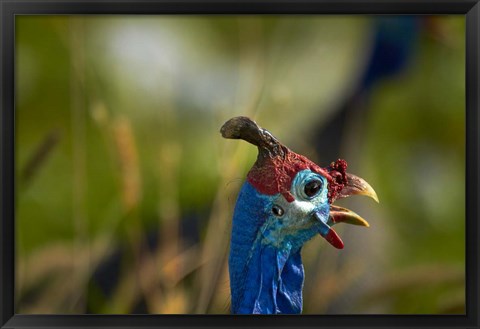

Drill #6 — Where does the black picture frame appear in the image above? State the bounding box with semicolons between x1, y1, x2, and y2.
1;0;479;328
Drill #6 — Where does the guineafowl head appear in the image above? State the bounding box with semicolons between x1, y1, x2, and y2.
221;117;378;314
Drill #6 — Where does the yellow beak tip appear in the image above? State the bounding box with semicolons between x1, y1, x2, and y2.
365;188;379;203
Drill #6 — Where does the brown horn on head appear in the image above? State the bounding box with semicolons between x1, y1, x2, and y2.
220;116;285;159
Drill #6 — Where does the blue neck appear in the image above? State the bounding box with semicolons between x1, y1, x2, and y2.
230;239;305;314
229;182;305;314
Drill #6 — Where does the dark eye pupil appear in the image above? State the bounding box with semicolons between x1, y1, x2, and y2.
304;180;322;197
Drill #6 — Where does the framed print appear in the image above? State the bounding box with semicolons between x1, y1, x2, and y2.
1;0;479;328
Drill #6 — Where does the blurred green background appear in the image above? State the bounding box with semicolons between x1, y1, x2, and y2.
15;15;465;314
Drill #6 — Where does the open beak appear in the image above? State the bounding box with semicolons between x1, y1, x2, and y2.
336;173;379;203
314;173;378;249
328;205;370;227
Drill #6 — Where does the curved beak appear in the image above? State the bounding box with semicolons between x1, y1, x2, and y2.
313;173;378;249
328;205;370;227
329;172;378;228
336;173;379;203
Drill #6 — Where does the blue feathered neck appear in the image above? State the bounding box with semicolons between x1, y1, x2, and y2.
229;182;306;314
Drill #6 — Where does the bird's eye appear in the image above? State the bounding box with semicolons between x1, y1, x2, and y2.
272;205;284;217
304;179;322;198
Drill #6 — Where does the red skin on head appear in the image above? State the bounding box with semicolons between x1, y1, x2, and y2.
247;147;348;204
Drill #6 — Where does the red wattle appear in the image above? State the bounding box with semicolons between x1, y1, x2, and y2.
324;229;344;249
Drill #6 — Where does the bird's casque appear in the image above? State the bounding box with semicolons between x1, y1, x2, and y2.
221;116;378;314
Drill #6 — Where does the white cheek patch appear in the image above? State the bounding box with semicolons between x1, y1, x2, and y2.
287;200;315;218
272;195;315;227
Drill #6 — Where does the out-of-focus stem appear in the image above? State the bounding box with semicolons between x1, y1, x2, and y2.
194;17;266;314
69;17;89;313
